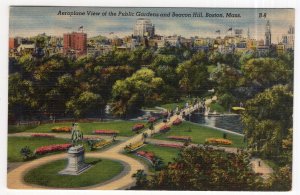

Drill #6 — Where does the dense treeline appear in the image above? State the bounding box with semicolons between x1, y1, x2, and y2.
9;44;294;190
132;146;263;190
9;45;293;121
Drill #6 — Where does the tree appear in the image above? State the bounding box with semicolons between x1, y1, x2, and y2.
8;73;38;121
132;169;148;187
66;91;104;118
176;60;210;96
241;85;293;158
136;146;263;190
151;54;178;68
212;64;242;95
152;157;165;171
111;68;164;117
266;166;292;191
241;58;291;91
20;146;35;161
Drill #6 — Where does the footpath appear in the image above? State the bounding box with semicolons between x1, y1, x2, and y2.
7;103;273;189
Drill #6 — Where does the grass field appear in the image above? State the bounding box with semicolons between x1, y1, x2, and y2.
8;125;38;134
209;103;226;113
8;136;71;162
8;120;147;137
24;158;123;188
159;102;185;111
137;144;180;164
153;121;246;148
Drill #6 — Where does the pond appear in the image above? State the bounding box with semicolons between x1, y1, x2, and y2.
189;113;244;134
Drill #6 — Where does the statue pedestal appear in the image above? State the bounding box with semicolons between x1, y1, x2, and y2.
59;145;91;175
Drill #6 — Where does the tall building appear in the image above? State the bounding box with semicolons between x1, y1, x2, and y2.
133;18;155;38
265;20;271;46
9;37;18;49
282;25;294;50
63;32;87;56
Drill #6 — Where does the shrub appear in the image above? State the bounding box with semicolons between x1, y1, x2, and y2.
20;146;35;161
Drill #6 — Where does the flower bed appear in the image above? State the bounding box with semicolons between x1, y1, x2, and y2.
92;139;113;149
156;143;183;149
31;133;55;138
159;125;170;133
124;141;144;152
136;151;155;164
172;118;182;126
93;130;119;135
132;124;145;132
205;138;232;145
167;136;191;142
51;126;71;133
35;143;72;155
148;117;157;123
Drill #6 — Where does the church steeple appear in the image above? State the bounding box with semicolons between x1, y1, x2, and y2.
265;20;271;46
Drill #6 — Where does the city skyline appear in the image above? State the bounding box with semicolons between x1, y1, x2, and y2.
10;7;294;43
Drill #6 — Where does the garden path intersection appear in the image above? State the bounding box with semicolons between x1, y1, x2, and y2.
7;103;273;189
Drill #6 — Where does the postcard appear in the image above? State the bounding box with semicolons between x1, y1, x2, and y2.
7;6;294;191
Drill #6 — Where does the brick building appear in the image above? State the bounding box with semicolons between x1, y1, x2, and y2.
63;32;87;57
9;37;18;49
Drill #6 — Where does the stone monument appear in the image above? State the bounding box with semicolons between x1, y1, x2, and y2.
59;123;91;175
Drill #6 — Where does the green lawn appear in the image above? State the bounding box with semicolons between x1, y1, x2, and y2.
8;125;38;134
209;103;225;113
24;158;123;188
159;102;185;111
9;120;147;137
137;144;180;164
8;136;70;162
153;121;246;148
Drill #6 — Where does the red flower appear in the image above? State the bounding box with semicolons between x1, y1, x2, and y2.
31;134;55;138
167;136;191;141
172;118;182;126
132;124;145;131
35;143;72;155
159;125;170;133
157;143;183;148
93;130;119;135
148;117;157;123
136;151;156;163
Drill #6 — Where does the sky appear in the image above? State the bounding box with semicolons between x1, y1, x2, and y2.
9;7;295;43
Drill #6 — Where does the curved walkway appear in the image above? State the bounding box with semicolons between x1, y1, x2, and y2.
7;103;273;189
7;104;195;189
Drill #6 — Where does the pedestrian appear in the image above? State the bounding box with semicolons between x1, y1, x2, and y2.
258;160;261;167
